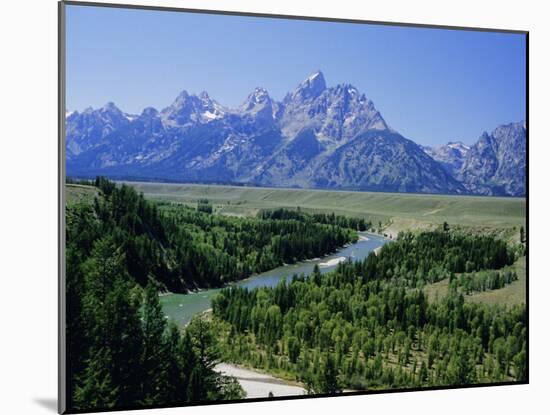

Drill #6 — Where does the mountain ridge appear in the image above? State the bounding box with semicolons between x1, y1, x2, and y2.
66;72;526;196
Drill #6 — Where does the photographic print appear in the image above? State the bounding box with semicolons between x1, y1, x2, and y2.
60;2;527;413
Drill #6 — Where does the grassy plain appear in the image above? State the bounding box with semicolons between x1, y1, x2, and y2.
121;181;526;235
423;256;527;306
65;183;98;204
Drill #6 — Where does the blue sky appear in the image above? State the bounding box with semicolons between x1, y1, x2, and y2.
66;5;526;146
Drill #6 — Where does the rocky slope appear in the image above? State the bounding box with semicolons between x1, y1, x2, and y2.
66;71;525;196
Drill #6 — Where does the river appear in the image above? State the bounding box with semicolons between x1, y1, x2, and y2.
160;232;388;327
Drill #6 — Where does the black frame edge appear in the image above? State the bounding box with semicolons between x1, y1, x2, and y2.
58;1;67;414
525;31;530;384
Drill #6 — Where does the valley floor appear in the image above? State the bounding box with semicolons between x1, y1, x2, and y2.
121;181;526;235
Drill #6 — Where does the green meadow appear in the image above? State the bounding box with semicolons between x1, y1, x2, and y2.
120;181;526;234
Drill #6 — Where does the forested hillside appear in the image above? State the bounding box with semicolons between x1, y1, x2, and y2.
213;231;526;393
65;178;360;410
67;178;359;292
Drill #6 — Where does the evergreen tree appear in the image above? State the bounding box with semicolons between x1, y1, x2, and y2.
74;348;118;410
141;282;168;404
186;317;221;400
316;353;341;394
157;323;187;404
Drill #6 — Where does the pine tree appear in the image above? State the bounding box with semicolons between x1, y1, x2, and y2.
141;282;168;404
73;348;118;410
103;278;144;406
513;350;527;381
157;322;186;404
317;353;341;394
186;317;221;400
418;361;429;384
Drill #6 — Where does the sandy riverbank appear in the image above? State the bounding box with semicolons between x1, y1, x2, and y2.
215;363;306;399
318;256;347;267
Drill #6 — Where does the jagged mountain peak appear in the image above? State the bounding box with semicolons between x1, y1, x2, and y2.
161;89;226;127
65;75;525;197
305;70;325;85
424;140;470;176
240;87;272;112
198;91;218;107
447;142;470;156
443;141;470;153
280;72;388;140
492;121;526;138
251;87;270;99
290;71;327;101
456;121;526;196
101;101;121;112
140;107;159;117
170;90;193;109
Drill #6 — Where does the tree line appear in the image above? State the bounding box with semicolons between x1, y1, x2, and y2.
363;230;515;288
259;208;370;231
451;269;518;295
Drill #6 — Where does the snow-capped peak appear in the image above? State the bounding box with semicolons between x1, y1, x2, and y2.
446;141;470;155
251;87;269;101
161;89;226;127
291;71;327;101
308;70;323;82
240;87;271;111
239;87;274;121
199;91;211;102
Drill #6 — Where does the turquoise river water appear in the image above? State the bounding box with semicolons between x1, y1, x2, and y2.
161;232;388;326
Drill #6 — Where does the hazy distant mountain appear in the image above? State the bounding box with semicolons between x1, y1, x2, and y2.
421;123;526;196
423;142;470;176
66;71;525;196
65;102;136;159
457;122;526;196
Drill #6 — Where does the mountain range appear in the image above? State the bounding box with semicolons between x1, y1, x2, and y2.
66;71;526;196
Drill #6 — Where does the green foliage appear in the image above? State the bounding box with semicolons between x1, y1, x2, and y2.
213;234;526;391
520;226;526;244
69;276;244;411
67;177;358;292
161;203;358;288
197;198;213;214
66;179;251;410
307;353;341;394
65;179;525;407
452;269;518;295
122;181;526;232
66;177;95;186
260;208;370;231
366;230;515;287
